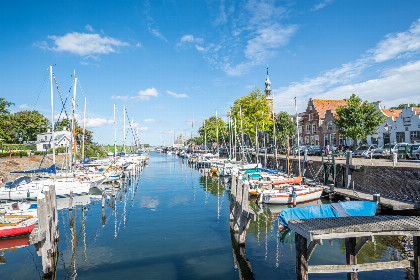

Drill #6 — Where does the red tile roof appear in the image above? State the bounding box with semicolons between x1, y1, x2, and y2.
382;109;402;120
312;99;347;119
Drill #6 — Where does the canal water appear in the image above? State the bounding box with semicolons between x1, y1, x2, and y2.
0;152;411;279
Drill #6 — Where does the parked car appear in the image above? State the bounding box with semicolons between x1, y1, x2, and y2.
307;145;324;156
353;145;377;158
412;147;420;160
407;144;420;159
371;145;393;158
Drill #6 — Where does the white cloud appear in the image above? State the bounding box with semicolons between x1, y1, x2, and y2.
85;24;94;32
144;118;159;123
139;126;150;132
18;104;30;110
166;90;188;98
180;35;195;43
111;88;159;101
164;130;176;134
85;117;114;128
311;0;334;11
42;32;129;56
319;60;420;107
111;95;130;101
136;42;142;48
275;18;420;113
245;23;297;63
370;19;420;62
136;88;159;100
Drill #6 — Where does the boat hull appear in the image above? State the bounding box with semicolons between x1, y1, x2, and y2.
262;188;324;204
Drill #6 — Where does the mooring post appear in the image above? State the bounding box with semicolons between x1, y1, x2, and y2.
238;181;251;245
414;236;420;280
345;237;358;280
234;179;243;232
345;151;353;189
69;191;74;210
302;150;308;183
295;233;309;280
230;174;237;222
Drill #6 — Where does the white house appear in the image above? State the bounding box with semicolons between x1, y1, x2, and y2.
371;105;420;146
36;128;72;151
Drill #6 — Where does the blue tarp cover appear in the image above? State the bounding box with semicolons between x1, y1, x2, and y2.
10;164;60;174
257;168;278;174
277;201;378;227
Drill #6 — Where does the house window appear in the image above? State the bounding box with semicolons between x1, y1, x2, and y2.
327;121;333;131
310;136;314;144
298;126;302;134
383;132;390;145
312;124;316;133
305;136;309;144
309;114;313;121
331;133;337;146
324;134;329;146
339;135;346;145
306;125;310;134
411;131;420;142
396;132;405;143
403;117;411;126
314;135;319;145
45;136;47;140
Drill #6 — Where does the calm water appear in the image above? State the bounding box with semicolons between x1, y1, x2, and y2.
0;152;411;279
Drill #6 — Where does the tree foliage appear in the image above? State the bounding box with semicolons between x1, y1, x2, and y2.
0;98;15;142
390;103;420;109
229;89;273;142
13;110;50;142
198;116;227;144
274;111;296;145
334;94;386;147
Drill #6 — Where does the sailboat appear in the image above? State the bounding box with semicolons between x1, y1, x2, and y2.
258;97;324;205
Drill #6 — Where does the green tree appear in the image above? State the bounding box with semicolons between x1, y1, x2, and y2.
229;89;273;143
198;116;227;144
334;94;386;148
0;98;15;143
13;110;50;142
390;103;420;109
0;98;14;115
274;112;296;146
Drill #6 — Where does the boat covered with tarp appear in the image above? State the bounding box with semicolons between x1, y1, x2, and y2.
277;201;378;227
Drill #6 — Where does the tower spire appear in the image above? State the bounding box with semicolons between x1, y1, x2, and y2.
264;65;273;111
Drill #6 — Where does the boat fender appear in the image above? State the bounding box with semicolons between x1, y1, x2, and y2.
27;190;30;198
0;177;3;184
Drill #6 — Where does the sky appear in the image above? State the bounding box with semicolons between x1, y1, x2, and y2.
1;0;420;146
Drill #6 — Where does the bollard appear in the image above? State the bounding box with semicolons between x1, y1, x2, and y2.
373;194;381;204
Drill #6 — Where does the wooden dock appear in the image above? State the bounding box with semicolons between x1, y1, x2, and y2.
288;216;420;280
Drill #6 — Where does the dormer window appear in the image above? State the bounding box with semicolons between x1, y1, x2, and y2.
309;113;313;121
327;121;333;130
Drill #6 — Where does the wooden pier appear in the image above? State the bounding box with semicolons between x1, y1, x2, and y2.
288;216;420;280
230;174;256;245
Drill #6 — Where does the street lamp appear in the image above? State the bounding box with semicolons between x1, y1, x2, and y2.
384;123;392;158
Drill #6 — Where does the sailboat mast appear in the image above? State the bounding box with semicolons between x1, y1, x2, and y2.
204;121;207;154
50;66;56;169
123;106;126;154
273;102;277;169
295;97;301;174
72;77;78;170
216;110;218;158
255;118;258;165
82;97;86;160
240;107;245;162
114;104;116;157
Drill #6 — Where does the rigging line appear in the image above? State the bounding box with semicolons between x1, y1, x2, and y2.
32;69;49;109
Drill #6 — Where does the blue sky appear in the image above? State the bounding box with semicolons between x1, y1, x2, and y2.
1;0;420;146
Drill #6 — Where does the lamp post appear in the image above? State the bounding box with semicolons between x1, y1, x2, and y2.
384;123;392;158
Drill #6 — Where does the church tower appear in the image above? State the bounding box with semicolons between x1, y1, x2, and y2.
265;66;273;112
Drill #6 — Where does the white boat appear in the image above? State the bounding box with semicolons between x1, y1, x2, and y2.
260;185;324;204
0;177;91;201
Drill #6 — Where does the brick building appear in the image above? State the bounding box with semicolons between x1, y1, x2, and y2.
300;99;347;146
